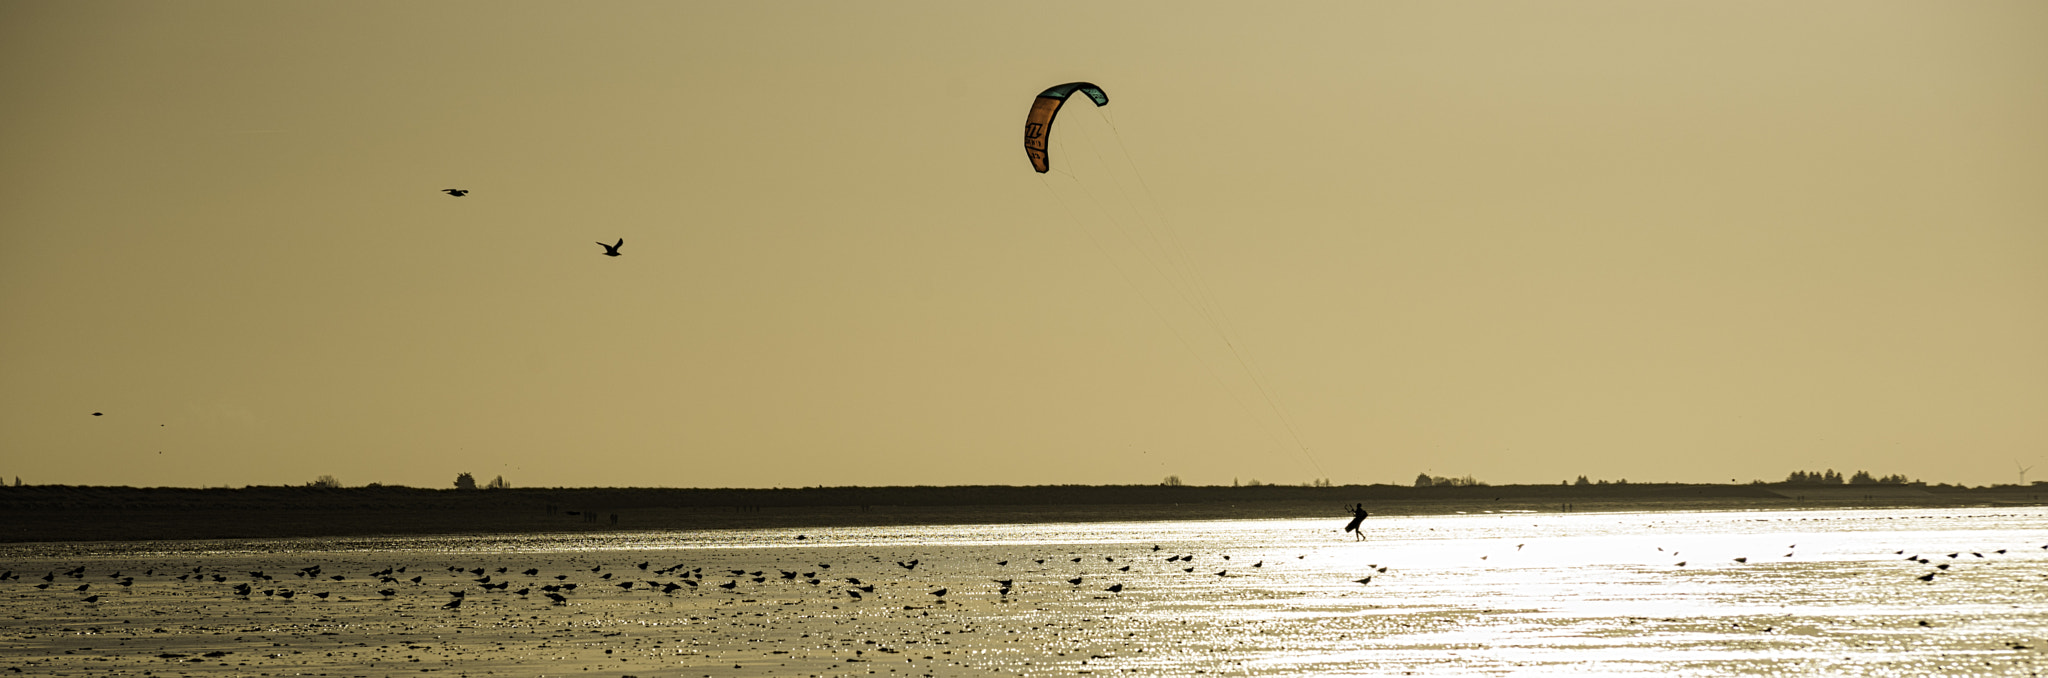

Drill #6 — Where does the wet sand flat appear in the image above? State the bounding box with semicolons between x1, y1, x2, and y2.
3;507;2046;676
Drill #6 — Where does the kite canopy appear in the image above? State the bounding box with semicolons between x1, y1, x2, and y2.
1023;82;1109;173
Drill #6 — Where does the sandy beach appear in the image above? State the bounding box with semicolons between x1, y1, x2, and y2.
5;507;2047;677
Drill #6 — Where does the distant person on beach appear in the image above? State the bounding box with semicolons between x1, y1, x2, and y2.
1344;503;1369;540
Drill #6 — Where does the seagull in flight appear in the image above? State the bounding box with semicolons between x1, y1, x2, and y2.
441;189;469;197
598;239;623;257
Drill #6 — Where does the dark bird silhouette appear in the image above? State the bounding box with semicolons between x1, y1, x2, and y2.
523;568;539;576
1734;557;1747;563
441;597;462;610
81;595;100;603
1106;583;1124;593
896;560;919;571
1917;572;1938;581
1067;577;1083;586
378;589;396;597
1353;577;1373;585
545;592;568;604
313;591;330;599
598;239;623;257
717;581;738;590
928;588;948;598
442;189;468;197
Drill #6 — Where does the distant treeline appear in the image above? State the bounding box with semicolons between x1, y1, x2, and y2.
0;481;1959;513
1779;470;1916;485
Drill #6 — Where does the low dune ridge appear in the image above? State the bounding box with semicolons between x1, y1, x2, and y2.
1;482;2037;543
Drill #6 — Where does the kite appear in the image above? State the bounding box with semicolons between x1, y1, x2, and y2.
1023;82;1108;173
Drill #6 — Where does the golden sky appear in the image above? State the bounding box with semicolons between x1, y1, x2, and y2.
3;1;2043;489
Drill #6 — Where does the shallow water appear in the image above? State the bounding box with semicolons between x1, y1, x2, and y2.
2;506;2044;676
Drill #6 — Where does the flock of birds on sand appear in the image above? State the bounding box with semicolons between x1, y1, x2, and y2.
439;188;626;258
3;544;1372;613
9;537;2043;612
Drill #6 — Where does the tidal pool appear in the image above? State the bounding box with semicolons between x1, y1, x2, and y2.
2;506;2044;676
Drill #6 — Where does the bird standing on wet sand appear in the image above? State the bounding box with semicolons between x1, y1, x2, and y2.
598;239;623;257
441;189;468;196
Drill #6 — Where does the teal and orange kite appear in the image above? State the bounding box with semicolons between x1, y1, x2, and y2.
1023;82;1109;173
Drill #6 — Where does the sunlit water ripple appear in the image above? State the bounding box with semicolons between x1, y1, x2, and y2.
3;506;2044;676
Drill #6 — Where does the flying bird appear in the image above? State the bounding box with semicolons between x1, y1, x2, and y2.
441;189;468;197
598;239;623;257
